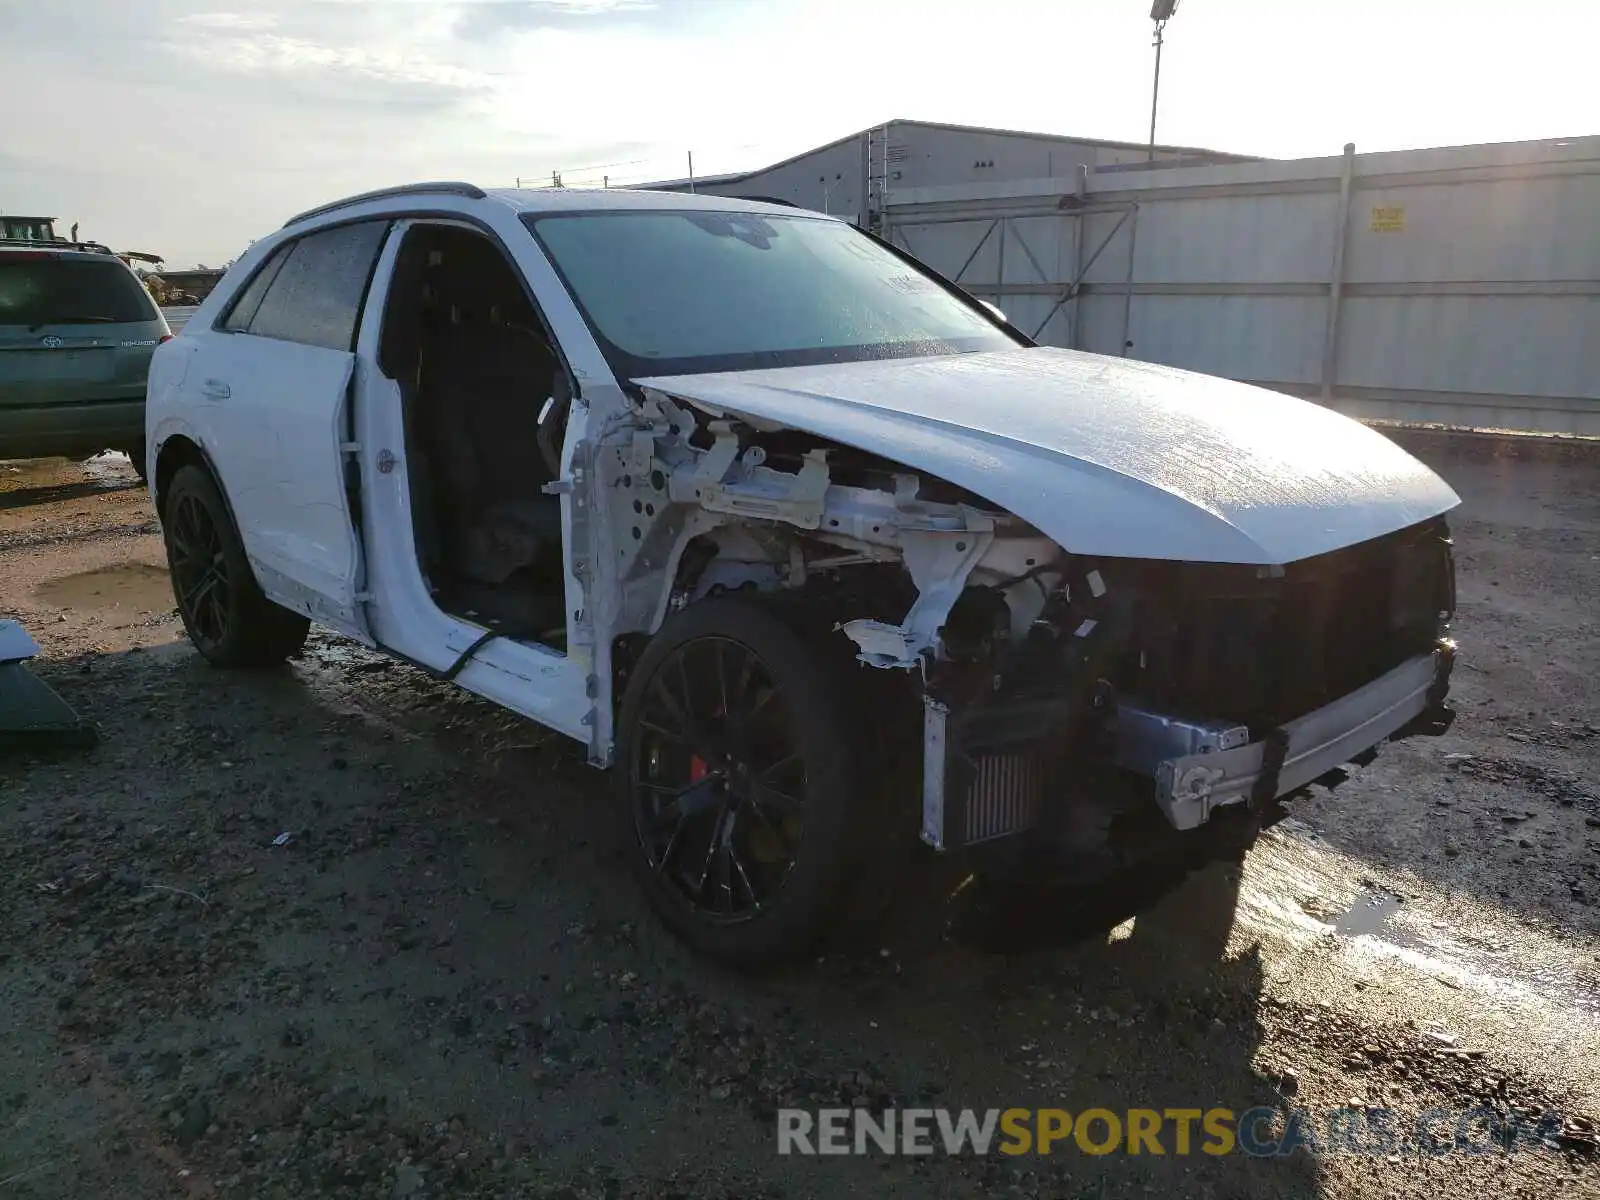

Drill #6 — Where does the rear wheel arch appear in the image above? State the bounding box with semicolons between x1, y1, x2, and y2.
154;435;247;541
154;434;210;519
154;435;274;610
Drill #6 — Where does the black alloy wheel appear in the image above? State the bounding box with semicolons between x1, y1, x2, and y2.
628;636;808;922
168;487;233;650
615;597;861;966
161;464;309;667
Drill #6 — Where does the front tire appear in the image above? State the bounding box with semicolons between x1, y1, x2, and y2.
163;464;309;667
614;597;862;967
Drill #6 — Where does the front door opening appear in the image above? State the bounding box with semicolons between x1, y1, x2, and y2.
378;224;572;647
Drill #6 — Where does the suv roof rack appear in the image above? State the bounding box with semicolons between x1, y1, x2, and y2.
0;238;116;255
283;182;488;228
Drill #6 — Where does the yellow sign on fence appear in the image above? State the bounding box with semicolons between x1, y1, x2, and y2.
1370;205;1405;233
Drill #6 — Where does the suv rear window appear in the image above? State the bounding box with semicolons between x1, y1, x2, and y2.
0;257;158;327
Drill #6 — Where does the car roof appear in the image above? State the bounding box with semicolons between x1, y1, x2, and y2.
284;181;831;230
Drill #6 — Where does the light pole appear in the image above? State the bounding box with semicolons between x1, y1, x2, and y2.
1148;0;1181;160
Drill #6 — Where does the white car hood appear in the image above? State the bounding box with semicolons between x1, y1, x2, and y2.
636;347;1459;565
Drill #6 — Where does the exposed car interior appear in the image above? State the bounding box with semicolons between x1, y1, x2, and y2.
377;224;573;647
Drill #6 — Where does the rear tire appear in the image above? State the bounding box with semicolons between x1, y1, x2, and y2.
613;597;862;967
163;464;309;667
124;439;148;482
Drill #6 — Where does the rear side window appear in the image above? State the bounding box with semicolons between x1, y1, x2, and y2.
222;243;292;333
229;221;389;351
0;257;158;326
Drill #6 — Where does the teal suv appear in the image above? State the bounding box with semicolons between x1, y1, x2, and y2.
0;243;171;478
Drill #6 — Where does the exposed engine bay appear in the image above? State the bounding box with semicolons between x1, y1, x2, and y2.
585;385;1457;863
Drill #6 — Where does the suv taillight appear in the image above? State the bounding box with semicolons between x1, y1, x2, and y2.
159;333;173;343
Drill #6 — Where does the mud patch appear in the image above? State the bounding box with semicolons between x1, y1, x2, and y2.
1446;754;1598;811
0;455;139;509
35;562;173;618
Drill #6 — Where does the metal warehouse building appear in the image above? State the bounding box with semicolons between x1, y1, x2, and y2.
645;119;1600;436
644;119;1257;224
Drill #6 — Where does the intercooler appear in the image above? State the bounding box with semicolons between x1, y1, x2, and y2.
956;748;1049;845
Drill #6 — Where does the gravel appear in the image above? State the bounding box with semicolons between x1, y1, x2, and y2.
2;436;1597;1199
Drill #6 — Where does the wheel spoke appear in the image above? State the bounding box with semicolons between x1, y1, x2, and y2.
193;593;215;640
187;569;220;611
731;648;755;711
693;801;729;894
640;775;721;823
682;645;731;752
728;840;760;910
186;567;228;641
748;776;804;817
653;811;687;876
177;499;206;551
649;677;700;750
169;494;234;646
714;815;735;914
741;795;795;861
723;645;761;747
743;682;780;735
198;585;227;642
638;718;687;743
714;641;730;722
168;531;196;564
676;656;697;733
754;752;800;782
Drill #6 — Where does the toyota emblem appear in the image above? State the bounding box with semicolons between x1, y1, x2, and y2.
40;335;63;349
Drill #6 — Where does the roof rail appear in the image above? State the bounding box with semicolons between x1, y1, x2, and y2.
282;182;488;228
0;238;116;255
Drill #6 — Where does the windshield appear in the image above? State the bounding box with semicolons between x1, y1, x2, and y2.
524;210;1020;377
0;257;157;327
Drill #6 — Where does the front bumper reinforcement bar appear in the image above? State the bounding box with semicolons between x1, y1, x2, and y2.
1146;644;1454;830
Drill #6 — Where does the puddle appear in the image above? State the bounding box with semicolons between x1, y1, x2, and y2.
1239;824;1600;1015
35;563;174;615
0;454;138;504
1333;888;1404;937
83;451;138;484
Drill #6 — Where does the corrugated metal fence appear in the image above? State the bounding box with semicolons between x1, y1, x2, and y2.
887;137;1600;436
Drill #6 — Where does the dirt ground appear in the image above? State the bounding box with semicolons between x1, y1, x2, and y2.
1;436;1596;1200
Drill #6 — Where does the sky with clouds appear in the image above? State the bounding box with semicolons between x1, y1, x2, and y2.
3;0;1595;265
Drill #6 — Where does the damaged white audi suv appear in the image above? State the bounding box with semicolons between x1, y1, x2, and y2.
146;183;1459;964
